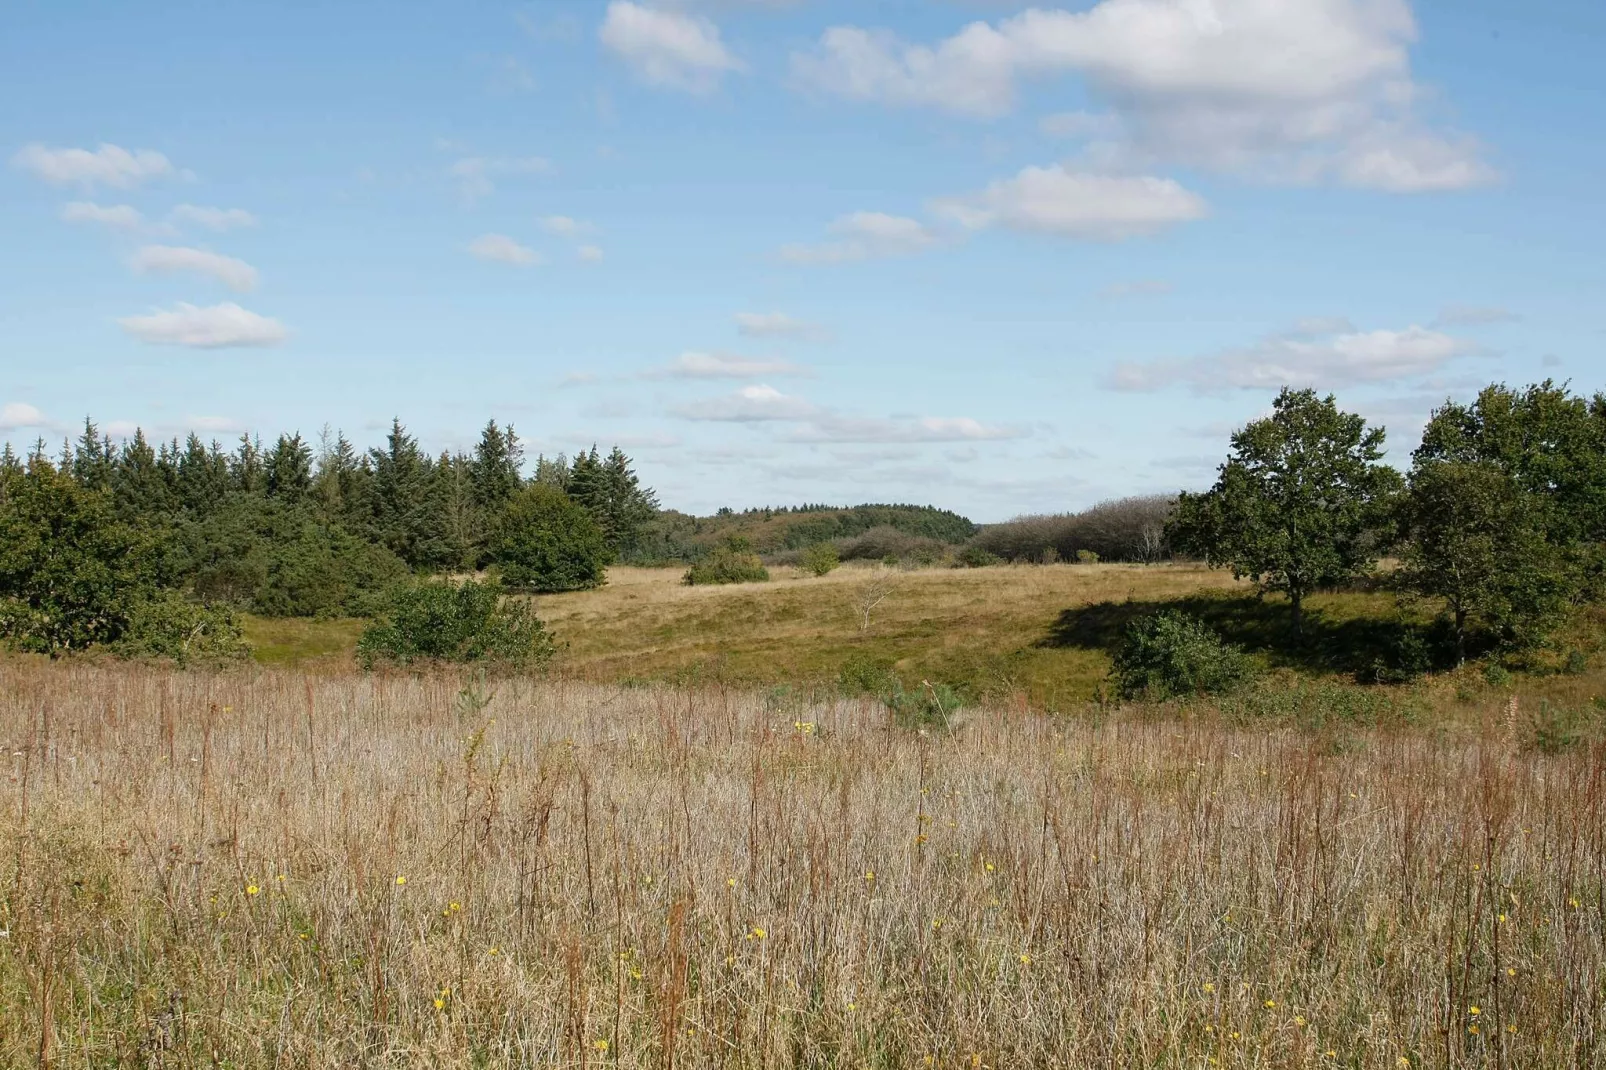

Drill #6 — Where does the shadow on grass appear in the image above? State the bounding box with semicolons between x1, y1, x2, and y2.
1041;591;1450;679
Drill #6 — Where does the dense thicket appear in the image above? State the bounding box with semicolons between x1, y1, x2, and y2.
634;503;976;563
0;417;659;655
973;495;1175;564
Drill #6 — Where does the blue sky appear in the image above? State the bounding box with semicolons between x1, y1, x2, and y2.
3;0;1603;520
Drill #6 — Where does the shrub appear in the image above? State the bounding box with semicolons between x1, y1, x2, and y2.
0;460;153;653
1111;610;1255;701
837;526;949;563
493;485;611;593
799;542;840;577
1075;549;1100;564
357;580;556;669
175;496;408;618
116;591;248;665
684;549;769;586
955;545;1001;568
973;495;1176;563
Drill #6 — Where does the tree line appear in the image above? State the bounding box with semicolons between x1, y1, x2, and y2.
0;417;658;654
1171;380;1606;663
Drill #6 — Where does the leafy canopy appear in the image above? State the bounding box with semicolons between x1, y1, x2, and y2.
1169;388;1400;631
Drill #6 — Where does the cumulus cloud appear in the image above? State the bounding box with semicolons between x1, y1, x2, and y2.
468;233;541;265
130;245;259;292
933;166;1207;240
61;201;145;230
169;204;258;231
674;383;819;421
735;312;829;341
12;143;176;188
649;352;806;379
600;1;745;93
780;211;940;264
1108;322;1473;393
790;0;1492;192
118;302;288;348
0;403;47;431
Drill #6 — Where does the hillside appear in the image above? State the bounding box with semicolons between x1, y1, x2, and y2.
629;502;977;562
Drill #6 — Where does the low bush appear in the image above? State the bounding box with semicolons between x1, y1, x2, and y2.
116;591;248;665
492;484;611;593
1111;610;1255;701
836;526;949;564
799;542;840;577
954;545;1001;568
684;549;769;586
357;580;556;669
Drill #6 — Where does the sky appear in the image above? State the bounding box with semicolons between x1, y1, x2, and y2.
3;0;1604;520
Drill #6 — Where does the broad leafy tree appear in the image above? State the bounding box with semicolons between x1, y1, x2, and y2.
492;484;611;592
1169;388;1400;634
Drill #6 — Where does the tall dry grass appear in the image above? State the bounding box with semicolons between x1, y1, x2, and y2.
1;662;1602;1067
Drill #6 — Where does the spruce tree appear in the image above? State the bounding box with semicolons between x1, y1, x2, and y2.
72;417;113;491
470;420;524;509
266;433;314;501
230;434;266;494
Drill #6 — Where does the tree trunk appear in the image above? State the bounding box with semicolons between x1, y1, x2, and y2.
1290;589;1304;637
1454;607;1467;666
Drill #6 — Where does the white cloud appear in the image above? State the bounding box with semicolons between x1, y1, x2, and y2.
650;352;806;379
450;156;553;202
61;201;145;230
1040;110;1119;139
1108;322;1473;393
118;302;288;348
540;215;592;235
558;371;598;388
468;233;541;265
780;211;940;264
130;245;259;292
1434;304;1519;327
577;244;605;262
934;166;1207;240
187;415;244;434
169;204;258;231
1100;278;1172;298
789;415;1025;443
600;1;745;93
0;403;47;431
674;383;819;421
734;311;829;341
12;143;175;188
791;1;1492;192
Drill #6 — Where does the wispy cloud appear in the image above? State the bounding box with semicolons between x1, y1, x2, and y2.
600;1;745;94
61;201;145;230
780;212;940;264
467;233;541;265
169;204;258;231
130;245;259;292
647;352;807;379
12;143;177;188
735;312;830;341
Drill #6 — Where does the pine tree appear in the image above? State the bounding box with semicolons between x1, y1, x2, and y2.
567;445;658;558
470;420;525;509
368;418;448;568
230;434;266;494
113;428;174;519
176;434;230;515
266;433;314;501
72;418;113;491
533;452;571;489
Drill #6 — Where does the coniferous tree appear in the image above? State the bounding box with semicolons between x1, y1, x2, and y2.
470;420;524;511
230;434;266;494
436;450;482;569
368;418;448;569
266;433;314;501
72;418;113;491
113;428;175;519
533;452;571;489
176;434;230;515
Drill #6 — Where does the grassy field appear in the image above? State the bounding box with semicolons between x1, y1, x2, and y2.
244;562;1515;708
2;662;1603;1067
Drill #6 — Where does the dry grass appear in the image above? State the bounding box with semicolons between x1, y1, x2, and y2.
533;563;1256;703
3;661;1604;1067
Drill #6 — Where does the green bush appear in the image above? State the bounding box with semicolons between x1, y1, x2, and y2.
116;591;248;665
799;542;840;576
1075;549;1100;564
1111;610;1255;701
955;545;1001;568
492;484;611;593
684;549;769;586
356;580;556;669
0;460;153;654
174;496;408;618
